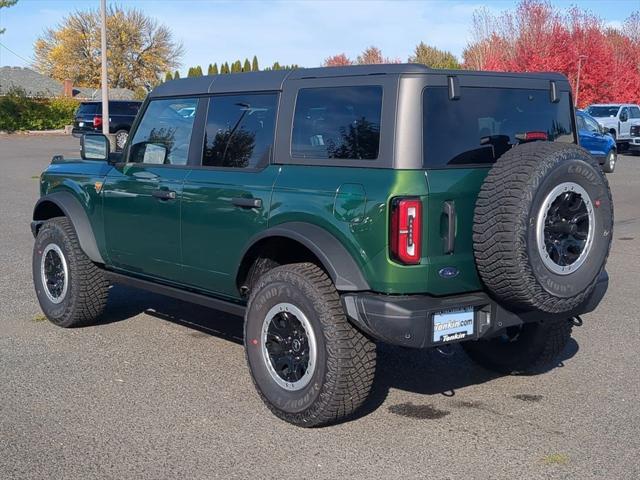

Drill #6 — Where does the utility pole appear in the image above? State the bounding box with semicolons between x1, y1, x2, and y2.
100;0;109;136
574;55;587;108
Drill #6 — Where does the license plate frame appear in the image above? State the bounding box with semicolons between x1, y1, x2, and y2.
432;307;475;344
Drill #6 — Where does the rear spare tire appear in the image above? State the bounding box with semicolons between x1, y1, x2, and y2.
473;142;612;313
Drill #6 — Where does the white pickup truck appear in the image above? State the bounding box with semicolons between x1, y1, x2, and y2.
586;104;640;153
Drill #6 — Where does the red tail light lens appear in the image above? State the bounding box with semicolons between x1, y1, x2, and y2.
515;131;548;141
93;115;102;128
390;197;422;265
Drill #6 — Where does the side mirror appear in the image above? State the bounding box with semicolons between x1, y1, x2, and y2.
81;134;110;161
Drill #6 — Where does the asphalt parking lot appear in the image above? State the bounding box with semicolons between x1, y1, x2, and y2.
1;134;638;479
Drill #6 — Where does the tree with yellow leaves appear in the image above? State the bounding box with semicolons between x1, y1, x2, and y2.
33;6;183;90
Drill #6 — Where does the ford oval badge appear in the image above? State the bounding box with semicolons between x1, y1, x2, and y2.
438;266;459;279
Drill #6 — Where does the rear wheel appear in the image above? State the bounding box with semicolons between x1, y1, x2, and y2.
602;149;616;173
114;129;128;151
32;217;109;327
462;318;572;374
244;263;376;427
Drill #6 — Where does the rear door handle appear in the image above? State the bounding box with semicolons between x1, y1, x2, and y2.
443;200;456;254
152;189;176;201
231;197;262;209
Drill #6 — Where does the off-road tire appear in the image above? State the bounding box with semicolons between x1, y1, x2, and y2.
602;149;616;173
33;217;109;327
473;142;613;314
244;263;376;427
462;318;572;374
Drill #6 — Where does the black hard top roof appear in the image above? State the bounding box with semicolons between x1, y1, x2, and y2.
149;63;569;98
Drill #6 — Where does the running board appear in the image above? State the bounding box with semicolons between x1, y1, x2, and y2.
103;270;246;317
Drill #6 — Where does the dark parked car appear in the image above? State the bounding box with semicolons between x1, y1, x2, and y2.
72;100;141;151
576;110;617;173
32;65;612;427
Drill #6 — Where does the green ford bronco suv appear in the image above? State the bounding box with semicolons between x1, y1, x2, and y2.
32;64;612;427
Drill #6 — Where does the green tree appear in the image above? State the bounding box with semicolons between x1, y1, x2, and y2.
243;58;251;72
221;62;230;74
231;60;242;72
208;63;219;75
174;70;180;79
251;55;259;71
33;6;183;89
187;67;195;77
195;65;203;76
0;0;18;35
409;42;461;69
272;61;281;70
165;71;173;82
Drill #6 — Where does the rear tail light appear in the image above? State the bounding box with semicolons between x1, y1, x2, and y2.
515;131;548;142
390;197;422;265
93;115;102;128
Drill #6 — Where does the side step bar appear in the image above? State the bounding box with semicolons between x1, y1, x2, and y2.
103;270;246;317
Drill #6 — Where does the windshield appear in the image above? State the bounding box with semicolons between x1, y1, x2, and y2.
423;87;575;167
587;106;620;118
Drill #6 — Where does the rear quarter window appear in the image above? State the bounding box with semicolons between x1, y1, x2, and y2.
76;103;99;115
423;87;575;168
291;86;382;160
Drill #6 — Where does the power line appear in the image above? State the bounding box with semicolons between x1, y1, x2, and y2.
0;40;32;66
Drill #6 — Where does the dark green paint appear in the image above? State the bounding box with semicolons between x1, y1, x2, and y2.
38;158;488;300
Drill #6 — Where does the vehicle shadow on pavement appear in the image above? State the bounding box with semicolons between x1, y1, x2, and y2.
100;284;244;344
99;284;579;423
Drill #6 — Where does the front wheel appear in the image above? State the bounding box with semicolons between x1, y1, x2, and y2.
32;217;110;327
461;318;573;374
244;263;376;427
602;149;616;173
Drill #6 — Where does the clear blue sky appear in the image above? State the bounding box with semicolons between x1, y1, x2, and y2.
1;0;638;73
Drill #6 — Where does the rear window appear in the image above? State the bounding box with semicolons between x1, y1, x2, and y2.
110;102;140;115
423;87;574;168
587;106;620;117
291;86;382;160
76;103;99;115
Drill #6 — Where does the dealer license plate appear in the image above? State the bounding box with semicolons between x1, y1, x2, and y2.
432;307;474;343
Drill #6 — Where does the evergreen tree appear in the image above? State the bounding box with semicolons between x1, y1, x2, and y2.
195;65;203;76
222;62;230;74
208;63;218;75
165;71;173;82
251;55;259;71
243;58;251;72
174;70;180;79
272;61;281;70
231;60;242;73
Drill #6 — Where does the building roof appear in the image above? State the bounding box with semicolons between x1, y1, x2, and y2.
0;66;62;97
0;66;135;100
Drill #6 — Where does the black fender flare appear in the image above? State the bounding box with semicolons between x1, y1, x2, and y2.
32;191;105;264
240;222;370;291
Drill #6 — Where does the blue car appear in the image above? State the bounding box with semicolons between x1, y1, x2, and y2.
576;110;617;173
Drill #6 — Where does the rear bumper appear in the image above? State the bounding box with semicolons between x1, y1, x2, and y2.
342;271;608;348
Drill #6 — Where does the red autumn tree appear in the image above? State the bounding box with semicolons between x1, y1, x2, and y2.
323;53;353;67
463;0;640;107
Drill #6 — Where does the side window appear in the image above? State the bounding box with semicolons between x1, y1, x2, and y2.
128;98;198;166
576;115;586;131
620;107;629;122
630;107;640;119
202;93;278;169
291;86;382;160
584;116;600;133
